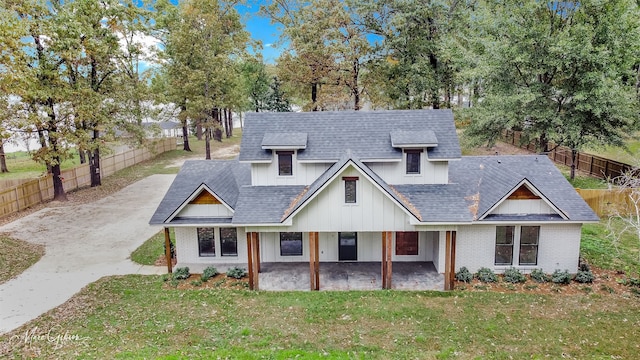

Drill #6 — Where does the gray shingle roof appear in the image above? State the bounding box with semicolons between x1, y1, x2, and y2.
449;156;599;222
390;130;438;148
261;132;307;149
239;110;461;162
232;186;307;224
149;160;251;225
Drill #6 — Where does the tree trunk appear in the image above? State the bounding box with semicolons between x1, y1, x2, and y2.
353;60;360;111
51;162;67;201
79;149;86;164
88;129;102;187
570;148;578;180
196;121;203;141
205;127;211;160
0;141;8;173
311;83;318;111
226;109;233;138
180;104;192;152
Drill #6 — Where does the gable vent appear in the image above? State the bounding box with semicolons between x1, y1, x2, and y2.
190;191;221;204
508;185;541;200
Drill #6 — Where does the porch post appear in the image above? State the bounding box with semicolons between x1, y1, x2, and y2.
250;232;260;290
164;227;173;274
309;232;320;291
444;231;457;290
381;231;393;289
246;232;255;290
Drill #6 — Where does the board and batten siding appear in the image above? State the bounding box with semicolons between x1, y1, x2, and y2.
455;224;582;274
491;199;554;215
280;166;417;232
177;204;234;217
174;227;247;266
366;160;449;185
250;154;333;186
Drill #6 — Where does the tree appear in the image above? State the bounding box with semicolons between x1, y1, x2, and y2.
357;0;475;109
266;76;291;112
241;57;271;112
607;167;640;262
156;0;249;159
466;0;640;179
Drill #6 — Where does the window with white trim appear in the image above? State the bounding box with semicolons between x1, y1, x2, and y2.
343;176;358;204
220;228;238;256
405;149;422;174
494;225;540;266
277;151;293;176
280;232;303;256
197;228;216;257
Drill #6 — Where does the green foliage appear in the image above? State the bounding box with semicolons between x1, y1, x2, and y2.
172;267;190;280
190;279;203;287
575;270;596;284
131;229;175;266
551;270;572;285
201;266;219;282
455;266;473;283
226;266;247;279
475;267;498;283
466;0;640;180
503;268;526;284
530;269;550;283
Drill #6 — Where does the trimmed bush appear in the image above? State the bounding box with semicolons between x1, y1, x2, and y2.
201;266;219;282
503;267;526;283
226;266;247;279
551;269;572;284
172;266;190;280
530;269;550;283
475;267;498;283
455;267;473;283
575;269;595;283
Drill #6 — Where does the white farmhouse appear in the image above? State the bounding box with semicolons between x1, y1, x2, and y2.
149;110;598;290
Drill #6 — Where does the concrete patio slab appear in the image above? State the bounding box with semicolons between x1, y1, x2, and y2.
259;262;443;291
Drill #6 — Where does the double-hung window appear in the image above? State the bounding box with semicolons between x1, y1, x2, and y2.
494;225;539;266
280;232;303;256
220;228;238;257
519;226;539;265
405;150;422;174
197;228;216;257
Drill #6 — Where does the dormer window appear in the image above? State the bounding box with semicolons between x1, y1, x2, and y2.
277;151;293;176
405;150;422;174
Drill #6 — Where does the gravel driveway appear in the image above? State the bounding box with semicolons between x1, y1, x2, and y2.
0;174;175;334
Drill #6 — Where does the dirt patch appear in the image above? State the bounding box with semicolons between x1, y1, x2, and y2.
456;267;637;297
166;144;240;168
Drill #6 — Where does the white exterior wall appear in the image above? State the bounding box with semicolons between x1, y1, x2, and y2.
178;204;234;217
250;153;332;186
455;224;582;274
366;160;448;185
282;167;417;232
174;226;247;266
492;199;554;215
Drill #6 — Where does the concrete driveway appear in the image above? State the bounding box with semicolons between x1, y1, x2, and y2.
0;174;174;335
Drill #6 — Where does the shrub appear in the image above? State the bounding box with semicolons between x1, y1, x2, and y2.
190;279;203;287
455;267;473;283
551;269;572;284
201;266;219;282
530;269;550;283
226;266;247;279
575;269;595;283
475;267;498;283
579;262;591;272
172;267;190;280
503;267;526;283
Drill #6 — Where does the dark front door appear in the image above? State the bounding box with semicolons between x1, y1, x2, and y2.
338;232;357;261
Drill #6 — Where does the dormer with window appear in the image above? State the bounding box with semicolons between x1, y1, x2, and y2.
389;130;448;184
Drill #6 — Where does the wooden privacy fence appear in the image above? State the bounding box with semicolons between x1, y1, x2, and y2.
503;130;635;180
0;138;176;218
576;188;637;217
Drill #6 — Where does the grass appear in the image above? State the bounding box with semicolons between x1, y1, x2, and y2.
581;219;640;273
0;234;44;284
1;275;639;359
585;132;640;166
131;229;175;265
0;151;82;180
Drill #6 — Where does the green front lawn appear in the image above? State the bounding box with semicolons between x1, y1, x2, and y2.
1;275;638;359
0;234;44;284
131;229;175;266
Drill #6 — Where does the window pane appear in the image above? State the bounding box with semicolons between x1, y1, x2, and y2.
396;232;419;255
495;226;514;265
520;226;539;245
280;232;303;256
220;228;237;256
345;180;356;203
519;226;539;265
406;151;421;174
198;228;215;257
278;152;293;176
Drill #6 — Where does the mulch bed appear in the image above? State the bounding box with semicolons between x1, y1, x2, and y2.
163;273;249;290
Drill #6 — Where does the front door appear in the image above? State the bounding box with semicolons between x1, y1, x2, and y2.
338;232;357;261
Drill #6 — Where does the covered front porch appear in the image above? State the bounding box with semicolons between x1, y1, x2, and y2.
258;261;444;291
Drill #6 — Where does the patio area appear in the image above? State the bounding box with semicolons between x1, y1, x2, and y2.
259;262;444;291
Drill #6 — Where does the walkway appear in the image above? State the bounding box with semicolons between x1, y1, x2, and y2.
0;174;175;335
